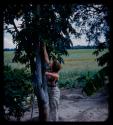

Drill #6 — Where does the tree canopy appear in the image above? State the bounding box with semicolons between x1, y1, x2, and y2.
4;4;110;75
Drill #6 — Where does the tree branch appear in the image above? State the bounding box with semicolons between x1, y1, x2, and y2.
12;20;20;34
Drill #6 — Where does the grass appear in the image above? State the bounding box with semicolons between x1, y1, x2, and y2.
4;51;26;69
61;49;102;73
4;49;108;88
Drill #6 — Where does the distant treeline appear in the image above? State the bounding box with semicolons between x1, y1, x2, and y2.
4;48;16;51
4;46;96;51
70;45;97;49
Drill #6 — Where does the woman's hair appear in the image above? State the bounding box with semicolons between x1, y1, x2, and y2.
52;60;62;72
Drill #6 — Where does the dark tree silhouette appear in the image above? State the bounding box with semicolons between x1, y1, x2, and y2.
3;4;75;121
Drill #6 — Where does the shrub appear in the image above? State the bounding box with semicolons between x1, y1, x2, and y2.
4;65;33;121
58;71;97;89
59;71;79;88
77;71;106;96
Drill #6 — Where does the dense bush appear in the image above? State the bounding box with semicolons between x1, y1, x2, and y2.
59;71;97;89
59;70;107;96
4;65;33;121
59;71;79;88
76;71;106;96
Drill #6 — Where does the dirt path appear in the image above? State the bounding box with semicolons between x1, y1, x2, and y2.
58;88;108;121
10;87;108;122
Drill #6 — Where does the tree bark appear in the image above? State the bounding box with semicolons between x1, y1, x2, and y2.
32;45;49;121
41;48;49;121
34;4;49;121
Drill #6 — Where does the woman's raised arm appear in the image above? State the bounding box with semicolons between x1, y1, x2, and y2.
43;44;50;64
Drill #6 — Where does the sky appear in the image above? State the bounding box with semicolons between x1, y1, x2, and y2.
4;32;16;49
4;28;93;49
4;32;90;49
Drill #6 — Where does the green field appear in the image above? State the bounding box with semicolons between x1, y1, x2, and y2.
4;49;107;88
62;49;101;73
60;49;107;87
4;49;104;71
4;51;26;69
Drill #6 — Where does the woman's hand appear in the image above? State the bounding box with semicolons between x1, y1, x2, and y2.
45;71;49;75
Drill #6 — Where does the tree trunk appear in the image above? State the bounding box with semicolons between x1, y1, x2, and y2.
31;4;49;121
32;45;49;121
41;48;49;121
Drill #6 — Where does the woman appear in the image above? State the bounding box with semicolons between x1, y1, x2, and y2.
44;45;62;121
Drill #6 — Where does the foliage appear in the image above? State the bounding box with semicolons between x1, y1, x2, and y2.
3;3;110;82
93;42;109;78
4;65;33;120
59;70;96;89
4;4;110;94
59;71;79;88
77;71;106;96
59;69;107;96
3;4;110;121
71;4;110;86
3;4;75;67
3;4;110;66
72;5;109;45
71;5;110;88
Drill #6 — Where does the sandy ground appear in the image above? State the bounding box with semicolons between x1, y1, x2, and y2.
9;87;108;122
